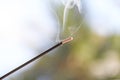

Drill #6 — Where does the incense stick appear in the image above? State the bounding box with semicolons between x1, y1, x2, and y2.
0;37;73;80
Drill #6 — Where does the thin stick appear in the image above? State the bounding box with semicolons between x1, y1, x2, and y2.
0;37;73;80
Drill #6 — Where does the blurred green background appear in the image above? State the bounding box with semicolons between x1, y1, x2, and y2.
5;0;120;80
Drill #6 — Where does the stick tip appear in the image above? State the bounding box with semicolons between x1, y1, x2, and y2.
62;37;73;44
